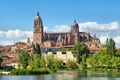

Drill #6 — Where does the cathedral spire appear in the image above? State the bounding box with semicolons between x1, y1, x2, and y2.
73;19;76;24
37;11;39;16
93;34;97;39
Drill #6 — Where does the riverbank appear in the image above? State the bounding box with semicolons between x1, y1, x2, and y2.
10;68;50;75
9;68;120;75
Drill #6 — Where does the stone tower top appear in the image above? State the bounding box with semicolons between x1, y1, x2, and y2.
70;19;79;33
34;11;43;27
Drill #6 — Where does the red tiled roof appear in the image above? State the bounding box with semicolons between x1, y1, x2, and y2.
15;42;27;45
41;46;120;51
2;58;18;65
89;48;120;51
89;48;106;51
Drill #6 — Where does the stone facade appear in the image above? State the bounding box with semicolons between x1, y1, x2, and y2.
33;12;101;48
46;51;76;63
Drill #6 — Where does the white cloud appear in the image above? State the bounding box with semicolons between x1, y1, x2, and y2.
0;40;14;46
0;31;5;38
114;36;120;47
99;33;109;44
114;36;120;44
44;26;48;32
99;34;120;47
0;29;33;45
79;22;120;33
45;22;120;33
78;22;120;47
6;29;33;39
0;29;33;39
53;25;69;32
45;25;69;32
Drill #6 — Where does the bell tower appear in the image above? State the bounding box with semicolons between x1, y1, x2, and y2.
70;19;80;44
33;11;43;45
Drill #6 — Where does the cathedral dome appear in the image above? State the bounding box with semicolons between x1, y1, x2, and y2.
70;19;79;33
34;11;43;26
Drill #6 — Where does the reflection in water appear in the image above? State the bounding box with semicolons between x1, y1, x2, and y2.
1;71;120;80
0;76;35;80
36;72;77;80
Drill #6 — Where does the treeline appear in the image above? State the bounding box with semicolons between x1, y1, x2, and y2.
0;51;3;70
86;38;120;71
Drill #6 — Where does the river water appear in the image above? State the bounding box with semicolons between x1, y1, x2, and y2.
1;71;120;80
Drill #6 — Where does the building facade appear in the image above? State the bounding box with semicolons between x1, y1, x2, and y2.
33;12;101;48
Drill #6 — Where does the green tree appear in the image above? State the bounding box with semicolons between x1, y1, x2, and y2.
40;57;46;68
45;54;63;71
86;50;118;70
113;56;120;69
86;53;99;69
36;43;41;54
19;50;30;69
0;57;2;68
53;59;63;70
66;60;78;70
101;44;107;48
115;51;120;56
30;43;42;69
73;42;89;64
32;44;36;54
29;54;44;69
32;43;41;54
106;38;115;57
46;54;55;70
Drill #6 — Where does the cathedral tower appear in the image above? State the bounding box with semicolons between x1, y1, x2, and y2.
33;11;43;45
70;19;80;44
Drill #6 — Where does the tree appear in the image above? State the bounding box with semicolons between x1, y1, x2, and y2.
19;50;30;69
115;51;120;56
32;43;41;54
46;54;55;70
73;42;89;64
52;59;63;70
106;38;115;57
45;54;63;71
101;44;107;48
32;44;36;54
86;53;99;69
66;60;78;70
29;53;46;69
36;43;41;54
0;57;2;68
30;43;44;69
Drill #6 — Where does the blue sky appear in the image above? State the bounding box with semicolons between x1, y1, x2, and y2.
0;0;120;47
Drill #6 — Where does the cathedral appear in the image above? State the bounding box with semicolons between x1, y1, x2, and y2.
33;12;101;48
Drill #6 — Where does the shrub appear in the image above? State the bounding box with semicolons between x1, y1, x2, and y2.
66;60;78;70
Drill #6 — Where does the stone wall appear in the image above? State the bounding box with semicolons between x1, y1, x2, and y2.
46;51;76;62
